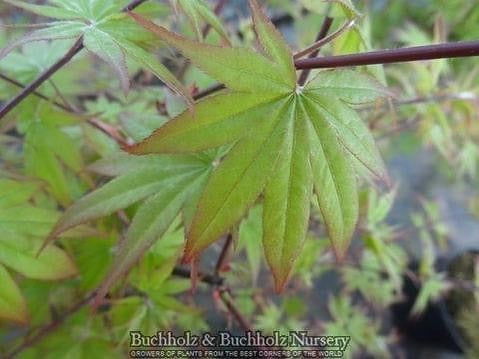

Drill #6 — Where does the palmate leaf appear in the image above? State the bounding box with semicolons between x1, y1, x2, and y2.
94;169;210;301
130;0;390;291
45;152;216;302
0;0;190;101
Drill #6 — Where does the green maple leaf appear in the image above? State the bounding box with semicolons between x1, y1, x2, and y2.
0;0;189;100
44;151;217;302
129;0;390;291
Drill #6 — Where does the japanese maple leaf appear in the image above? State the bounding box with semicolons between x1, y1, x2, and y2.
129;0;390;291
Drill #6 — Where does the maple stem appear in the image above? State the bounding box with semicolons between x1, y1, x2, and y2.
297;16;334;86
5;293;95;359
0;0;150;120
295;40;479;69
196;41;479;99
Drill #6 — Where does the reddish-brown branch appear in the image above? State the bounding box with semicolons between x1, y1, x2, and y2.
0;38;84;119
0;73;72;112
193;41;479;100
295;40;479;69
0;0;150;120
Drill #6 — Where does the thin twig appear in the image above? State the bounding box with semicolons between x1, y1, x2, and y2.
0;0;150;120
5;293;95;359
297;16;334;86
0;72;129;146
0;73;71;112
215;234;233;275
0;37;84;119
295;40;479;69
294;18;355;60
47;79;77;112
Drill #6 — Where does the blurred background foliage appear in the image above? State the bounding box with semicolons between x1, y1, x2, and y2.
0;0;478;358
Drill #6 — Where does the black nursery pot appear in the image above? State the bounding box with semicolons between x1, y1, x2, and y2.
390;250;478;354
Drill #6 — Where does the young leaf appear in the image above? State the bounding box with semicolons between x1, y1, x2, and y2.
1;0;190;101
45;153;215;301
94;169;209;302
0;264;28;325
46;166;192;242
129;0;388;289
